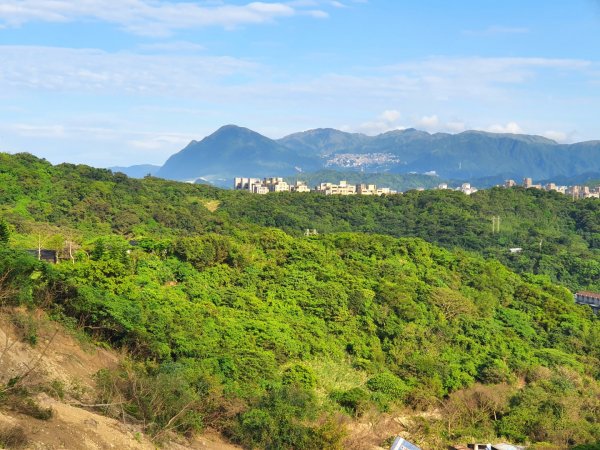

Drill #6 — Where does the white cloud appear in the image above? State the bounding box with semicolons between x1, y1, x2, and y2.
417;114;439;129
380;109;401;122
0;0;326;36
542;130;568;142
487;122;522;134
356;121;396;135
305;9;329;18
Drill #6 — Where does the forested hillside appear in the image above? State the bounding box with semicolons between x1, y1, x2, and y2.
220;187;600;293
1;152;600;449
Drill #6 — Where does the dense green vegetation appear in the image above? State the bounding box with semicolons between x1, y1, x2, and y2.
1;152;600;449
219;187;600;293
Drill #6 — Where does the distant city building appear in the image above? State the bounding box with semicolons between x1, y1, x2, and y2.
234;177;261;190
357;183;378;195
291;181;310;193
263;177;289;192
504;179;517;188
315;180;357;195
459;183;478;195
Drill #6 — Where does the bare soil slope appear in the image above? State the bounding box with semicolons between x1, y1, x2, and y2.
0;310;239;450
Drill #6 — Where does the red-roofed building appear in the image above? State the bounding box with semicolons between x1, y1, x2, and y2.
575;291;600;313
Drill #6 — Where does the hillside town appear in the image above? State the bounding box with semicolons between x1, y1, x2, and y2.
234;175;600;199
234;177;398;195
504;177;600;199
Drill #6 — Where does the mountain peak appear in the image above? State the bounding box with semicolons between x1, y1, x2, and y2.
213;124;254;135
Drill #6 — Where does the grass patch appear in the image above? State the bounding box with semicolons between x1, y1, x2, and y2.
306;358;368;396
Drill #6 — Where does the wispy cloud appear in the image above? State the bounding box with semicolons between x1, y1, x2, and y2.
487;122;522;134
0;46;258;95
0;0;327;36
542;130;569;143
2;47;595;107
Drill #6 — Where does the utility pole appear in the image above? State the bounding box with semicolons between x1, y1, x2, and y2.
491;216;500;233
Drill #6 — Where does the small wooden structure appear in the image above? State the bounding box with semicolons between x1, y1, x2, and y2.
575;291;600;314
26;249;58;264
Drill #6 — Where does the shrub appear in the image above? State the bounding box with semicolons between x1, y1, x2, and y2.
366;372;409;400
6;395;53;420
282;364;317;389
0;424;28;449
228;385;344;449
330;387;370;416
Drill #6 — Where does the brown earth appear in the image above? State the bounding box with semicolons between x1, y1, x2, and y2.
0;309;240;450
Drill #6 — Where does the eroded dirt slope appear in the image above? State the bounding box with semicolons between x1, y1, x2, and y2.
0;310;239;450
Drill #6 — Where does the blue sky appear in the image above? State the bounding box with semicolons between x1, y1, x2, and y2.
1;0;599;167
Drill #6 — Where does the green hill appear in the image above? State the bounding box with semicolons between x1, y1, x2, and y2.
1;152;600;448
219;187;600;293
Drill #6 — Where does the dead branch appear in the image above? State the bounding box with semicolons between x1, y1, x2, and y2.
1;328;59;394
69;400;127;408
152;400;195;440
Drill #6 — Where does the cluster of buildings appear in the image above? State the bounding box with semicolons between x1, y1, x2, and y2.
505;178;600;199
234;177;397;196
315;181;397;195
234;177;310;194
437;183;479;195
234;175;600;199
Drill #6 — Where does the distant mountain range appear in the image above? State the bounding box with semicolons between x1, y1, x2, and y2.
115;124;600;184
